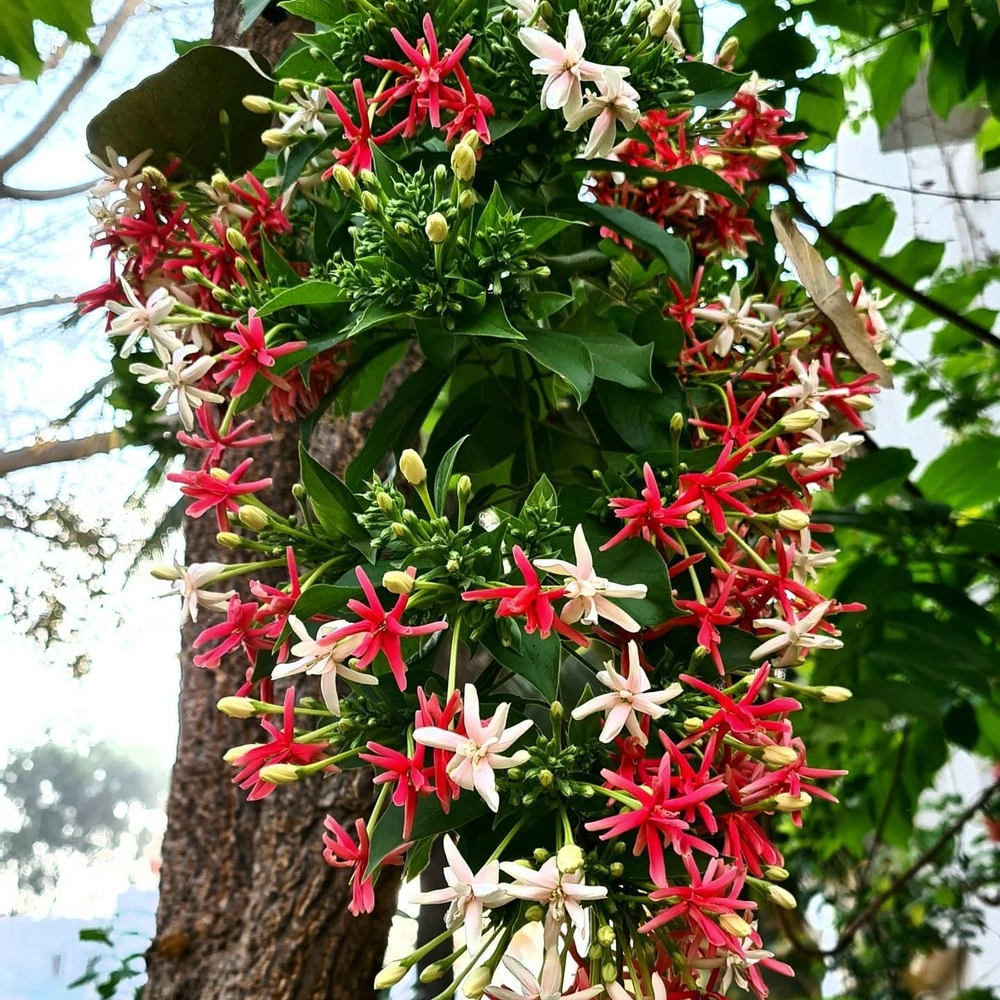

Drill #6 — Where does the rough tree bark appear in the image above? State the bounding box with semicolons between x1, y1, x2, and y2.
145;6;408;998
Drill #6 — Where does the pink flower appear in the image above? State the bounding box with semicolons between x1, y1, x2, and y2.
320;566;448;690
176;405;271;470
676;441;759;535
322;79;406;176
322;815;408;916
602;463;701;552
486;954;604;1000
414;687;464;812
358;741;432;840
661;571;741;674
193;594;273;668
213;308;306;397
414;683;532;812
167;457;272;530
229;687;327;801
462;545;587;645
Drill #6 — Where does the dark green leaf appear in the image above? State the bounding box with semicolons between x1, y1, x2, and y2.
582;204;691;284
581;331;657;391
256;280;347;317
260;235;301;287
299;442;366;540
86;46;273;179
454;299;526;340
919;434;1000;508
677;62;750;108
835;447;917;505
519;328;594;405
290;584;359;622
433;434;470;515
571;161;746;206
866;30;923;132
0;0;93;79
279;0;349;22
596;376;687;452
526;292;574;320
482;626;561;702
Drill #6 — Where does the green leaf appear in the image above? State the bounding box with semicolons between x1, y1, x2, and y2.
79;928;114;946
433;434;470;515
947;0;965;44
677;62;750;108
290;584;358;621
520;328;595;405
523;474;557;513
866;30;923;132
299;442;366;540
795;73;846;152
919;434;1000;508
482;626;560;702
0;0;93;79
835;447;917;505
580;331;657;391
279;0;349;25
260;235;301;287
927;12;980;120
985;27;1000;118
365;787;488;875
589;536;677;627
526;292;574;320
239;0;272;32
256;280;347;317
823;194;896;261
571;160;746;206
86;46;272;179
345;364;449;491
581;204;691;284
454;299;526;341
880;239;945;284
520;216;580;249
595;376;687;453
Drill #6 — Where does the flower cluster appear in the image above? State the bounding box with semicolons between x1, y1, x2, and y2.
77;2;893;997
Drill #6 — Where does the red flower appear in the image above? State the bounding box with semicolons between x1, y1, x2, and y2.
167;457;272;530
193;594;273;668
213;308;306;397
322;816;408;915
676;441;759;535
359;742;432;839
667;265;704;336
689;383;767;450
367;14;473;135
462;546;587;645
231;687;328;801
586;759;725;887
659;571;741;674
440;63;494;145
602;463;701;552
322;566;448;690
176;404;272;470
414;687;463;811
322;79;406;176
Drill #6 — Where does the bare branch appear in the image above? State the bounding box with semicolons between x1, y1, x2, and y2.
0;0;141;185
0;295;77;317
0;430;125;477
810;164;1000;203
0;179;98;201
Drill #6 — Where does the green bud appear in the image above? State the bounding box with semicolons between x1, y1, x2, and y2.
525;904;546;922
360;190;380;215
597;925;616;947
216;531;242;549
450;142;478;182
425;212;449;244
242;94;274;114
376;491;395;515
261;128;290;150
538;769;554;787
373;964;408;990
609;861;624;877
331;164;355;195
238;505;269;532
764;865;790;881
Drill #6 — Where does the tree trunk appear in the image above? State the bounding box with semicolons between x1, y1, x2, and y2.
145;8;410;998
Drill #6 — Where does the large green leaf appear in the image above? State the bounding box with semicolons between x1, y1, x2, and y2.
256;281;347;317
835;447;917;505
677;62;750;108
482;625;561;702
580;204;691;284
919;434;1000;508
595;377;687;453
299;443;367;541
581;331;657;392
520;329;595;405
86;46;272;179
0;0;93;79
866;30;923;133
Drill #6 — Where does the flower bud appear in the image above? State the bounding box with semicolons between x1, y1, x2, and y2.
609;861;624;877
757;144;783;161
533;847;550;864
762;745;799;767
141;166;168;188
767;884;797;909
258;763;301;784
776;509;810;532
700;153;726;170
588;942;603;961
458;188;476;212
238;505;269;531
682;717;703;734
648;5;675;37
332;164;355;194
225;227;248;252
425;212;449;244
360;190;380;215
382;570;415;595
597;925;616;947
464;967;492;998
150;564;179;581
820;685;853;703
217;696;257;719
782;329;812;350
261;128;291;150
685;509;702;526
764;865;789;881
719;913;752;938
795;445;832;466
210;171;231;193
223;742;262;764
538;769;554;787
242;94;274;114
358;168;377;188
717;36;740;63
399;448;427;486
376;491;396;516
670;411;685;435
525;904;546;922
557;844;585;874
845;393;874;412
457;474;472;502
420;962;446;984
775;791;812;812
461;129;480;150
450;142;477;182
602;962;618;984
373;964;408;990
779;409;820;432
391;522;408;539
217;531;243;549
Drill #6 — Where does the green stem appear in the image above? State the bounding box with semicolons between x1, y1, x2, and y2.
447;616;463;697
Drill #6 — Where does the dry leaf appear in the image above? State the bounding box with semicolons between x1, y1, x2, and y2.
771;210;893;388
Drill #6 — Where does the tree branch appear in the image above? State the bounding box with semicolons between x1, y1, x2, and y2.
0;295;76;317
0;0;141;186
810;165;1000;203
0;179;98;201
0;430;125;477
781;183;1000;352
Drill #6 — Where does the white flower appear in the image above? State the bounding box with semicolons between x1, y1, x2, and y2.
129;344;224;431
570;640;682;746
565;69;641;159
279;88;330;137
157;561;234;623
414;683;533;812
486;953;603;1000
607;975;667;1000
690;944;778;994
769;354;848;419
690;282;770;357
271;617;372;715
648;0;684;52
499;856;607;931
751;600;843;666
495;0;546;28
534;524;647;632
411;835;511;952
86;145;152;198
786;527;839;585
792;429;864;464
107;281;182;361
519;10;629;118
